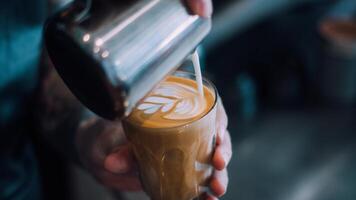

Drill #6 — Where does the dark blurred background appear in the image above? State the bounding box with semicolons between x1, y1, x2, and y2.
43;0;356;199
204;0;356;200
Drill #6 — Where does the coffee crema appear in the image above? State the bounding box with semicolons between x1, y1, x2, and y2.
128;75;215;128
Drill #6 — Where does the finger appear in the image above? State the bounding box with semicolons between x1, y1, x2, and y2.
185;0;213;18
97;173;142;191
213;131;232;170
104;144;135;174
210;169;228;197
216;100;228;145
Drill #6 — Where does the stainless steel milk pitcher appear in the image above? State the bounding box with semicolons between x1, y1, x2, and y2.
45;0;211;120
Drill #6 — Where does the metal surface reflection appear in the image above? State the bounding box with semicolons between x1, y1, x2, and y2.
45;0;211;120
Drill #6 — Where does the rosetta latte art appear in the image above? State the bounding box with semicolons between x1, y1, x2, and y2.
137;81;205;120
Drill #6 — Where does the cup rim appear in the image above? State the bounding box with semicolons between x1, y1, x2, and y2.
124;70;218;130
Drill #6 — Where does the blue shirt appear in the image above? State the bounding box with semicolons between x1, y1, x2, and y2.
0;0;46;199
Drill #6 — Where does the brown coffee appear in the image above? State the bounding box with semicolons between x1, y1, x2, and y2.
123;72;217;200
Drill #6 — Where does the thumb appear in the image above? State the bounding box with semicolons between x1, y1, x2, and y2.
104;145;135;174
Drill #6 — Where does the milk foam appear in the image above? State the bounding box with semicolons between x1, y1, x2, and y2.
137;81;205;120
136;50;206;121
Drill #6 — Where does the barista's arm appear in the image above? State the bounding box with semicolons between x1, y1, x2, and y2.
34;56;84;163
35;53;142;190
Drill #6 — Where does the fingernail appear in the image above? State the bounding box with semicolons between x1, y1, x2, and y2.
219;127;226;142
222;150;231;167
220;156;226;169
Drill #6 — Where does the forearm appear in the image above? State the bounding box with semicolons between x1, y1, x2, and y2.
34;55;93;163
35;51;130;177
